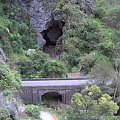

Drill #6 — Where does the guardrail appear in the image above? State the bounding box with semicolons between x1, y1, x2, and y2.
22;77;91;81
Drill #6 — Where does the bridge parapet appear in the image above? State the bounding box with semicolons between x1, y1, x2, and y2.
22;77;90;81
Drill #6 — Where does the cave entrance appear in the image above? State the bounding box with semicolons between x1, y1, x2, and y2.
41;20;65;57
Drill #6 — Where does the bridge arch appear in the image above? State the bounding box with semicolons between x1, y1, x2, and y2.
41;92;62;103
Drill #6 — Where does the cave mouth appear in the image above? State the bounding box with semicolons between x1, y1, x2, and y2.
41;92;62;104
41;20;65;54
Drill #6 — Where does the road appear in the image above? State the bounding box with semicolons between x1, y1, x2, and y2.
22;80;90;87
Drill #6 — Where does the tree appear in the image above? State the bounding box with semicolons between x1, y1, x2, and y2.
90;60;115;85
112;57;120;101
71;85;119;120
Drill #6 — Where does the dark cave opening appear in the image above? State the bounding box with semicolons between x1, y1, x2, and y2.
42;29;57;46
41;20;65;48
41;92;62;104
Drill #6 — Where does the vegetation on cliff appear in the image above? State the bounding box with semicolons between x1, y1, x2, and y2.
0;0;120;119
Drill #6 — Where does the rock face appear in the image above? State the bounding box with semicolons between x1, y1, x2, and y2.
13;0;65;47
0;93;6;107
79;0;96;15
29;0;67;48
29;0;52;47
12;0;95;47
0;48;6;62
0;93;19;119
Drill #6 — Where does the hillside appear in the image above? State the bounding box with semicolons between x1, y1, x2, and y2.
0;0;120;76
0;0;120;119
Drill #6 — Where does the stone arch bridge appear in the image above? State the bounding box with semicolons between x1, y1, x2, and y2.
20;78;91;104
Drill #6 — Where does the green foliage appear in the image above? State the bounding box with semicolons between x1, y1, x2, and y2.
71;85;119;120
0;0;12;3
0;12;37;56
0;64;21;91
42;60;67;78
0;108;10;120
63;48;80;67
9;22;37;50
17;50;49;78
29;50;49;72
25;105;41;118
17;55;34;78
10;32;23;53
71;93;85;108
102;116;120;120
53;1;118;73
90;60;115;85
95;0;107;18
17;50;67;78
87;85;101;97
96;7;106;18
79;51;110;73
63;108;81;120
105;5;120;28
61;11;116;70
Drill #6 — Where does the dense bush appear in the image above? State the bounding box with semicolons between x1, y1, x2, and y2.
42;60;67;78
70;85;119;120
17;49;68;78
0;108;10;120
53;0;119;74
0;64;21;91
25;105;41;118
17;55;35;78
17;50;49;78
0;19;37;57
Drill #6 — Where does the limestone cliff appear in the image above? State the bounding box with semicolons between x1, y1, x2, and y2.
11;0;96;48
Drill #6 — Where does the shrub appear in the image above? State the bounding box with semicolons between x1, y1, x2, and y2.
42;60;67;78
71;85;119;120
17;55;35;78
0;64;21;91
96;7;106;18
25;105;41;118
17;50;49;78
0;108;10;120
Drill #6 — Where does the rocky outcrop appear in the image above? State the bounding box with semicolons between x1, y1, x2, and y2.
0;93;19;119
12;0;96;47
70;0;96;15
79;0;96;15
29;0;67;47
0;48;6;62
29;0;53;47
